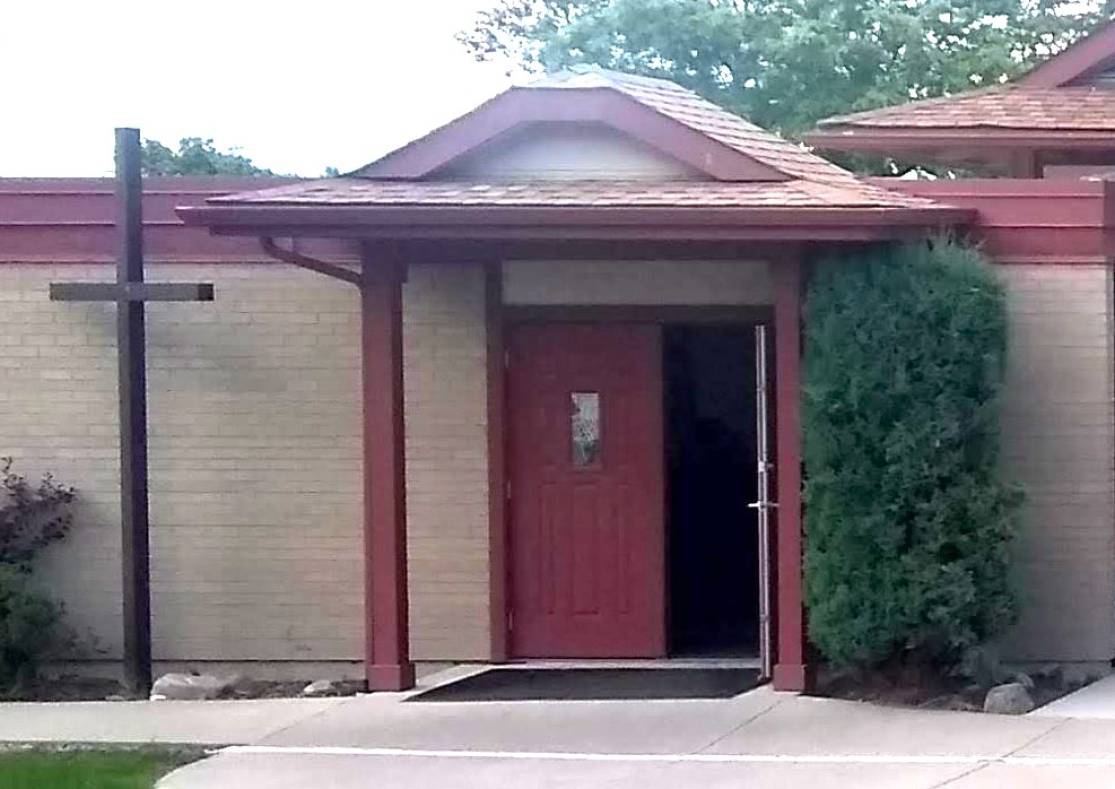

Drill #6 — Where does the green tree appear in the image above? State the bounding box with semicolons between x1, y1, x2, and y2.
141;137;274;176
802;239;1021;670
461;1;1110;136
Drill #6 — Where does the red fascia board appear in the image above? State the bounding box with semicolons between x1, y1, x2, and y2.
804;129;1115;152
178;206;973;244
877;178;1109;225
354;87;789;183
1021;19;1115;88
879;177;1115;263
178;203;973;232
0;176;294;194
0;177;296;224
210;224;945;244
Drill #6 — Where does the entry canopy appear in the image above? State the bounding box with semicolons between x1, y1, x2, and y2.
805;19;1115;176
179;68;971;242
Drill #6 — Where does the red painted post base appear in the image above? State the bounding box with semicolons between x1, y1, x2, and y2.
366;662;416;692
772;662;812;693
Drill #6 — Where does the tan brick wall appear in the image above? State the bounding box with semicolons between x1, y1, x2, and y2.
402;264;491;660
0;263;365;663
998;264;1115;664
7;257;1110;671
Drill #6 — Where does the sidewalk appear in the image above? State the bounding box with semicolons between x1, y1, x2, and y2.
2;667;1115;788
155;679;1115;788
0;697;346;745
1030;674;1115;720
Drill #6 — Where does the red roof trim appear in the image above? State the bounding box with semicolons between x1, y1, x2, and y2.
178;202;973;244
1021;18;1115;88
805;128;1115;152
353;87;790;183
879;178;1115;263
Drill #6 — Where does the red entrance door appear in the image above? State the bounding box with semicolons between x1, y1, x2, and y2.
508;323;665;658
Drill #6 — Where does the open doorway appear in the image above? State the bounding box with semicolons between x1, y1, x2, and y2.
665;325;760;657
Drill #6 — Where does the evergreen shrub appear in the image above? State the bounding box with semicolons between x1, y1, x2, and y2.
802;238;1022;670
0;458;76;687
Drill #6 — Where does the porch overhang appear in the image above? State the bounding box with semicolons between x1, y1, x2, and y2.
175;193;970;696
178;202;975;244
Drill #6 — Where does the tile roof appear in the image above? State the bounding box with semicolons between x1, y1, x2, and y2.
208;68;955;216
816;85;1115;132
538;68;865;186
207;178;943;211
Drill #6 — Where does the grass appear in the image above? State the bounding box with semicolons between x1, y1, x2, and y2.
0;747;201;789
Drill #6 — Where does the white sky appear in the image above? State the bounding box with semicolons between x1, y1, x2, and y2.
1;1;518;177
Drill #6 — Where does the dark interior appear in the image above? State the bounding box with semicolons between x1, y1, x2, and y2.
665;325;760;657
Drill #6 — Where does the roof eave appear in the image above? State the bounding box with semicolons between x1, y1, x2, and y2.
176;203;974;243
804;128;1115;153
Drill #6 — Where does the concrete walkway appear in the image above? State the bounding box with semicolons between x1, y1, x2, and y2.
5;667;1115;787
0;697;348;745
155;687;1115;789
1030;674;1115;720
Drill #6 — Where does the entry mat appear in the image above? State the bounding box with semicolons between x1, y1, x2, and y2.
410;667;762;702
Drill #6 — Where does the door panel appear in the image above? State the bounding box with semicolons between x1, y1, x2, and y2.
508;323;665;658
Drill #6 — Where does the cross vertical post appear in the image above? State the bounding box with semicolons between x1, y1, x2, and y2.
115;127;152;696
49;128;214;698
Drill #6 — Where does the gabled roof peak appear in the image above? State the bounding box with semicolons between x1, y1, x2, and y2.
1021;17;1115;88
527;65;679;91
352;67;861;187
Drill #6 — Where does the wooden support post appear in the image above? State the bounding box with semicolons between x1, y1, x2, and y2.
485;262;509;662
1006;150;1043;179
361;250;415;691
772;255;809;692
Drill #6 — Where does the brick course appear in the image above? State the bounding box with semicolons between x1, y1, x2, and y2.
402;263;491;660
0;263;366;663
998;264;1115;664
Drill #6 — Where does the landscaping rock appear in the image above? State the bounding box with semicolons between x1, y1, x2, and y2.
984;682;1035;715
1012;671;1036;692
150;673;235;701
1037;665;1066;690
302;679;338;697
303;677;367;695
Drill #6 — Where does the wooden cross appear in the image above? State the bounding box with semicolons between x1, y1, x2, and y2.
49;128;214;696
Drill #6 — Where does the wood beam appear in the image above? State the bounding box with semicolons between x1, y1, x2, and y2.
115;128;152;697
50;283;215;302
1006;150;1043;179
360;249;415;691
49;129;215;698
772;256;809;692
486;262;509;663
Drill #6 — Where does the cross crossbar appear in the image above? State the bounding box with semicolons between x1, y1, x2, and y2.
49;282;215;303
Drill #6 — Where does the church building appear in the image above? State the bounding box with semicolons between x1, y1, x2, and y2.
2;21;1115;692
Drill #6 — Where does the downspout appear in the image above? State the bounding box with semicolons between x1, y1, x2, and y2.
260;237;363;287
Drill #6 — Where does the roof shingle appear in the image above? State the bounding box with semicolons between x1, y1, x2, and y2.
207;177;942;211
556;69;864;186
206;68;958;217
817;85;1115;132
